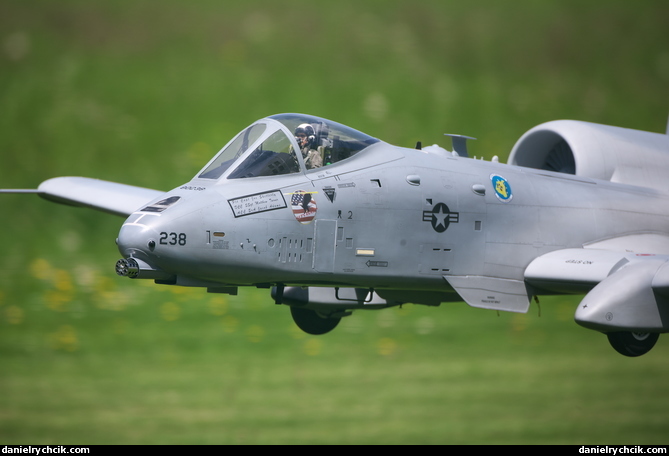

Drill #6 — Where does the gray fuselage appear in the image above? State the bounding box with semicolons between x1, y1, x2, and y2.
117;142;669;303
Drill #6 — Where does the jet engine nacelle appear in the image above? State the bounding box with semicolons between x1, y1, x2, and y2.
575;259;669;333
508;120;669;193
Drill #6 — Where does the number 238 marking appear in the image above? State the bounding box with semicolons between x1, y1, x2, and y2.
160;232;187;246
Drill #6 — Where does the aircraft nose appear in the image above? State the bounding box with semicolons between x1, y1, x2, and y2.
116;220;158;259
115;218;174;280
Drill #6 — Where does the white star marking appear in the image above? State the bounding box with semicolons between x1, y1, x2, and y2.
433;205;449;230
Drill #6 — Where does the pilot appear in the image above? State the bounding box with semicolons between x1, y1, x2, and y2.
294;123;323;169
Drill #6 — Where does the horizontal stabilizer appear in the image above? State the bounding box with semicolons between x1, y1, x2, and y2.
1;177;165;217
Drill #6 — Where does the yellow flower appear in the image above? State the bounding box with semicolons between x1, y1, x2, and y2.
245;325;265;343
161;302;180;321
4;305;24;325
48;325;79;352
377;337;398;356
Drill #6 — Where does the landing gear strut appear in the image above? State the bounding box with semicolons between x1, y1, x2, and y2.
290;306;341;335
607;331;659;357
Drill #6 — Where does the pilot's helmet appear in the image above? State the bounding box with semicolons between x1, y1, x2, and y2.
295;123;315;148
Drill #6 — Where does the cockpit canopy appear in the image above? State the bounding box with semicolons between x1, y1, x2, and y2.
198;113;380;180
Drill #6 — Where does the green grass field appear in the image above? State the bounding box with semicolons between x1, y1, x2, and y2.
1;0;669;445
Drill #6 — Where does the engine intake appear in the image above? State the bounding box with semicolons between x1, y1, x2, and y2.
508;120;669;193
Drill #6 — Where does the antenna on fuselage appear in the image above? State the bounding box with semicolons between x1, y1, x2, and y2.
444;134;476;157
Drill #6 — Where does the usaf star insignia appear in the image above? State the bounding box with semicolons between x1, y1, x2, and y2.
423;202;459;233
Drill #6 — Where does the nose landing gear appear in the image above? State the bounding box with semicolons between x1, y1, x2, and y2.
290;306;341;335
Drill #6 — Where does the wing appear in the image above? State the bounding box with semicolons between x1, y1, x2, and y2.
525;242;669;333
1;177;164;217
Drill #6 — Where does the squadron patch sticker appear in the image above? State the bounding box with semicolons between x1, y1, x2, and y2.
288;190;318;224
490;174;513;203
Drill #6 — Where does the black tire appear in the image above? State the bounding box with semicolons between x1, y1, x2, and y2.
290;306;340;335
607;331;659;357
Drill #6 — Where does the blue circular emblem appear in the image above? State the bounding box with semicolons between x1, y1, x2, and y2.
490;174;512;203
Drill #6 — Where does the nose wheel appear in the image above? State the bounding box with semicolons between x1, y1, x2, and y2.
290;306;341;335
607;331;659;357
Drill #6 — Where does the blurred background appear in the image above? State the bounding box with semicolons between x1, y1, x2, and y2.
1;0;668;444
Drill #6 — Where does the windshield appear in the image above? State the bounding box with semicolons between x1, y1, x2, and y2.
198;113;380;180
227;129;300;179
199;123;267;179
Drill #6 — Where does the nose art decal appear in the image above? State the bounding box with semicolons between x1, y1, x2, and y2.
288;190;318;224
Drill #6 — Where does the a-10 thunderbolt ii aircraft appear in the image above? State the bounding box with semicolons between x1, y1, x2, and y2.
4;113;669;357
